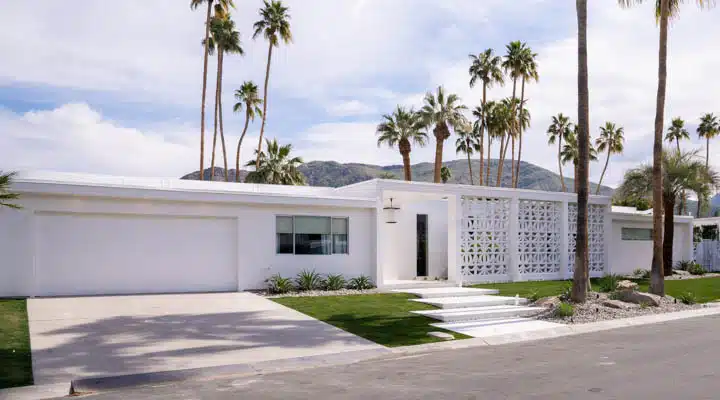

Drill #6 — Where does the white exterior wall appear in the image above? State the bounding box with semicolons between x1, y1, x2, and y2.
609;214;694;276
0;188;375;297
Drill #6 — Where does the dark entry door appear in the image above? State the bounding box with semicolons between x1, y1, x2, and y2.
417;214;428;277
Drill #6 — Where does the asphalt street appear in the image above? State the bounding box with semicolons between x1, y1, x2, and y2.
67;315;720;400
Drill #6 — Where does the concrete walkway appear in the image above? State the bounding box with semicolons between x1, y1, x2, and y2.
27;292;381;384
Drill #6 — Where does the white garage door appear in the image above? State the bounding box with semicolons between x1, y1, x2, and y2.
35;213;238;296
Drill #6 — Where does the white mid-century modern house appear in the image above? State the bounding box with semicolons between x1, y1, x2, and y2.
0;171;695;298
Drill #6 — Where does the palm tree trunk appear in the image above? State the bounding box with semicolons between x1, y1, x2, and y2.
676;138;680;153
515;77;526;188
256;43;273;170
509;78;518;186
486;138;492;185
510;136;515;188
210;50;221;181
467;148;474;185
558;139;566;192
650;0;669;296
597;149;611;195
697;137;710;217
218;52;229;182
679;135;684;213
574;163;579;193
572;0;590;303
199;2;212;181
496;134;506;187
401;151;412;181
236;108;251;182
433;126;444;183
479;84;486;185
663;196;675;276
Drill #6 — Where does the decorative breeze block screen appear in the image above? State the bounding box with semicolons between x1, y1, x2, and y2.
518;200;562;274
567;203;606;274
461;197;510;277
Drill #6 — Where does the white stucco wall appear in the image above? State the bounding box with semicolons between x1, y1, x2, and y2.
609;215;694;276
0;190;376;297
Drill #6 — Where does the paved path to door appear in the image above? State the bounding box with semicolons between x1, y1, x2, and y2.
27;293;381;384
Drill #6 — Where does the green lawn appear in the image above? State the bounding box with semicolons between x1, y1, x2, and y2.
273;293;469;347
0;299;32;389
473;277;720;303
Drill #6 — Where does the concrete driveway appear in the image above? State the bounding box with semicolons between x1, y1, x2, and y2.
27;292;381;384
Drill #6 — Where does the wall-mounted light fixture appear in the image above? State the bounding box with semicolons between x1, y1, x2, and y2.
383;197;400;224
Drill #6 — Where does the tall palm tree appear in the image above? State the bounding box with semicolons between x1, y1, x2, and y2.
561;129;598;194
209;13;243;181
514;46;539;188
245;138;305;185
469;49;505;184
253;0;292;170
0;171;20;209
376;106;428;181
595;122;625;194
617;0;714;296
573;0;591;303
455;124;479;185
502;41;525;185
618;149;719;275
440;165;452;183
418;86;467;183
665;117;689;152
233;81;263;182
697;112;719;216
190;0;235;180
483;100;499;185
547;113;573;192
496;97;517;187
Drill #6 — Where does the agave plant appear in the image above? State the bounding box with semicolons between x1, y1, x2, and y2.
323;274;347;291
266;273;294;294
295;269;323;291
347;275;374;290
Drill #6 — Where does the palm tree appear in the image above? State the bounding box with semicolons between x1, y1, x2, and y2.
440;166;452;183
483;100;499;185
618;149;719;275
573;0;591;303
561;129;598;194
253;0;292;170
469;49;505;184
190;0;235;180
455;124;479;185
697;112;719;216
495;97;517;187
0;171;20;209
665;117;689;152
245;138;305;185
547;113;573;192
209;13;243;181
233;81;263;182
419;86;467;183
617;0;714;296
514;45;539;188
376;106;427;181
595;122;625;194
502;41;525;185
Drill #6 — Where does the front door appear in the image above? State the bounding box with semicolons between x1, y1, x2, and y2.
417;214;428;277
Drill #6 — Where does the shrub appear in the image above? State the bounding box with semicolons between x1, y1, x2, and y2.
687;263;707;276
528;289;541;302
559;285;572;302
675;260;694;272
266;274;294;294
347;275;375;290
555;302;575;317
597;274;621;293
633;268;651;279
678;291;697;305
323;274;346;291
295;269;323;291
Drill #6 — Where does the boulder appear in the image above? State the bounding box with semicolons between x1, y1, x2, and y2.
617;290;661;307
602;299;635;310
617;280;639;291
535;296;561;308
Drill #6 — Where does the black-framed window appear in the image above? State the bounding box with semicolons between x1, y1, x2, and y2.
275;216;349;255
621;227;653;241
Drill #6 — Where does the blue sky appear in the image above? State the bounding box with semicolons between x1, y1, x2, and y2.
1;0;719;186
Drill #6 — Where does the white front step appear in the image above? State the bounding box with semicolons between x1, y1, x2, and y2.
413;305;541;322
431;318;565;338
412;295;527;309
392;287;499;298
382;281;458;290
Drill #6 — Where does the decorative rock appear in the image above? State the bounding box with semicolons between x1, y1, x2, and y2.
617;280;639;291
617;290;661;307
535;296;561;308
602;299;631;310
428;331;454;340
673;270;690;276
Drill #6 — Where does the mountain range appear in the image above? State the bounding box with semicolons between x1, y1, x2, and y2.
181;158;615;196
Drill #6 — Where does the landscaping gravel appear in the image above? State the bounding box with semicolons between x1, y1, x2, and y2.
260;288;382;298
538;292;703;324
665;272;720;280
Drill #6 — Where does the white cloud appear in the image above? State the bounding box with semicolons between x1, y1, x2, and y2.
325;100;378;117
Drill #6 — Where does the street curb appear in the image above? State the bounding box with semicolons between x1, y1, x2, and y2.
69;348;392;395
0;383;70;400
391;306;720;353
